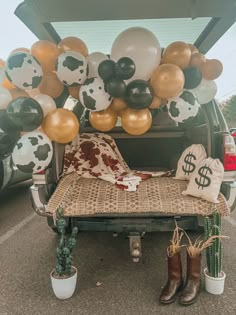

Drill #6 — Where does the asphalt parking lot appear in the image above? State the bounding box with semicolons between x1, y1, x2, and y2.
0;181;236;315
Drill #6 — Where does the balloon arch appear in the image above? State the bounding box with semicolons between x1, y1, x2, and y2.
0;27;223;174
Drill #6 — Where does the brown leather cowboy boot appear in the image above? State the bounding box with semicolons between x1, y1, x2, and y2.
178;253;201;305
159;252;184;304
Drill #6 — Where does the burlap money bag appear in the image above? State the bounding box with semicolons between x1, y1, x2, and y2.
182;158;224;203
175;144;207;180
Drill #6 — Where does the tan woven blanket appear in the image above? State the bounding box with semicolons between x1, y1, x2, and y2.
46;173;230;217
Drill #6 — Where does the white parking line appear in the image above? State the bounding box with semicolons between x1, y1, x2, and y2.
224;216;236;227
0;213;36;245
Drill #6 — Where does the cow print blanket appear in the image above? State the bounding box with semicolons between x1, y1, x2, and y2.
62;133;171;192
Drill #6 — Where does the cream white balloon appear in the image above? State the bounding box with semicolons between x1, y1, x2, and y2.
12;131;53;174
5;52;43;90
111;27;161;82
56;51;87;86
0;67;5;84
167;90;200;123
34;94;56;116
79;77;112;111
87;52;109;78
190;79;217;105
0;86;12;109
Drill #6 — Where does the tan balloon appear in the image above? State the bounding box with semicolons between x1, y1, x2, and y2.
162;41;191;69
121;108;152;135
68;85;81;100
190;53;206;68
41;108;79;143
0;59;5;68
31;40;60;73
151;64;185;99
200;59;223;80
27;88;41;98
39;73;64;99
10;47;30;55
188;44;199;54
89;108;117;132
110;98;128;112
10;88;29;100
149;96;163;109
2;78;15;90
58;37;88;57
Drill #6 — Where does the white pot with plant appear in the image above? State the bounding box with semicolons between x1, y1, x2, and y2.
204;212;228;295
50;208;78;300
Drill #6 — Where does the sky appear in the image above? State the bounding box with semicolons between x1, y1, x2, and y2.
0;1;235;102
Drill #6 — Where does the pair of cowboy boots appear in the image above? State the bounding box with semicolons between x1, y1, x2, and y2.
159;251;201;306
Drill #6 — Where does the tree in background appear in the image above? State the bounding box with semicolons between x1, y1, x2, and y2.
221;95;236;129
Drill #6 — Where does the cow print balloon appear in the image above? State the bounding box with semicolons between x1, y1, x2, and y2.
56;51;87;86
79;77;112;111
167;90;200;123
5;52;43;90
12;131;53;173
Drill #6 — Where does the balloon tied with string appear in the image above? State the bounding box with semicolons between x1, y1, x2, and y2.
0;30;223;172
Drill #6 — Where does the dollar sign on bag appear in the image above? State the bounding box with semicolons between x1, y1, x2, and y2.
182;152;196;175
195;165;212;189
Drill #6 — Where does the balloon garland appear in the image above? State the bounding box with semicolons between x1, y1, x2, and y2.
0;30;223;175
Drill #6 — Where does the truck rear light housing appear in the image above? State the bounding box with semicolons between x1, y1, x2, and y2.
223;134;236;171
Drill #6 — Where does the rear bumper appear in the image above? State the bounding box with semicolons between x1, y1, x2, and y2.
30;184;51;216
221;180;236;211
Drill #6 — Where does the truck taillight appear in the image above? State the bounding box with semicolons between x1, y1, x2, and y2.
223;134;236;171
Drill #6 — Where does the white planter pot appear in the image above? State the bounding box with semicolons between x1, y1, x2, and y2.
50;267;77;300
204;268;226;295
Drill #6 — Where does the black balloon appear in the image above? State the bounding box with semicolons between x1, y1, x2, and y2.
115;57;136;80
0;109;19;133
98;60;116;81
0;128;19;160
125;80;153;109
7;97;44;132
183;66;202;89
106;77;126;98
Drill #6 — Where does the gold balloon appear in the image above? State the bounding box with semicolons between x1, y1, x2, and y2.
190;53;206;68
149;96;163;109
39;73;64;99
121;108;152;135
58;37;88;57
117;109;127;117
42;109;79;143
31;40;60;73
89;108;117;132
188;44;199;54
110;98;128;112
151;64;185;99
200;59;223;80
10;88;29;100
162;41;191;69
68;85;81;100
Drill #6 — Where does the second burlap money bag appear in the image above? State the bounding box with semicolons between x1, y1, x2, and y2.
182;158;224;203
